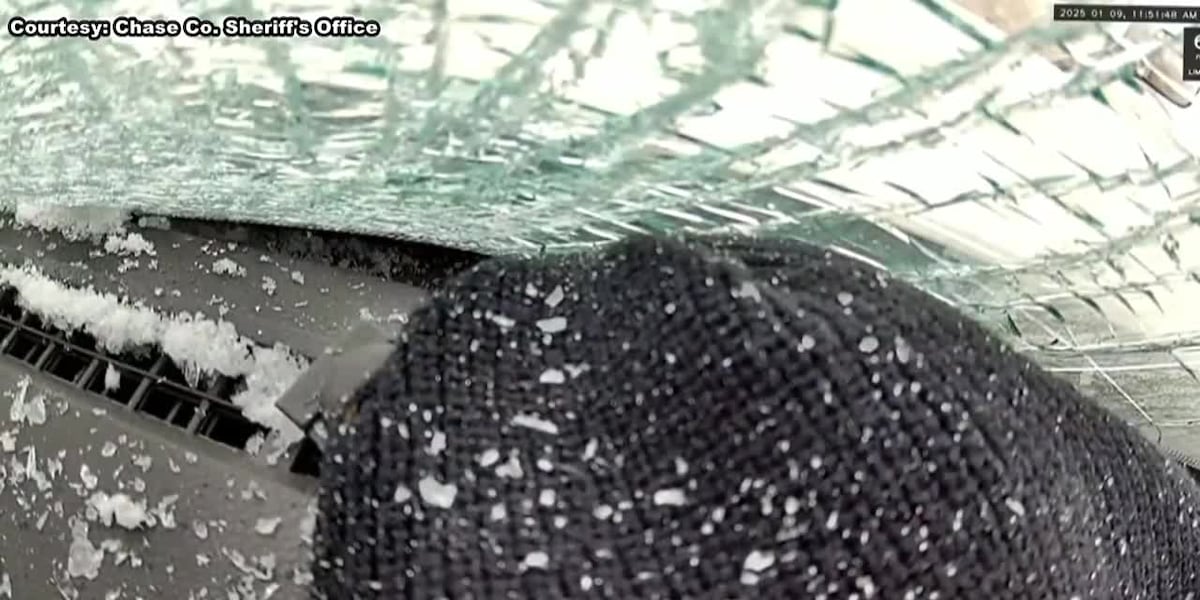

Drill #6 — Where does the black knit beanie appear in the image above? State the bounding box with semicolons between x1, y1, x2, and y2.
312;236;1200;599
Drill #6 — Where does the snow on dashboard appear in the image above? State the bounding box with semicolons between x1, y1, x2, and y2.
0;264;308;444
13;204;130;241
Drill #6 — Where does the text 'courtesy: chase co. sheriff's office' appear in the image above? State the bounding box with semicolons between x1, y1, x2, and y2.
6;15;381;40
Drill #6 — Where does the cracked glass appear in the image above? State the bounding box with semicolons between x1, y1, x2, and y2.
3;0;1200;459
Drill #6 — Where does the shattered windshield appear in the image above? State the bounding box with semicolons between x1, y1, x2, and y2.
3;1;1200;458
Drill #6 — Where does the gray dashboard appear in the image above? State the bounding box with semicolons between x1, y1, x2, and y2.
0;216;442;599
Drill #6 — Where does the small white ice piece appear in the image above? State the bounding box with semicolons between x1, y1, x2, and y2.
743;549;775;572
104;364;121;392
539;368;566;384
103;232;156;257
394;484;412;503
255;517;282;536
495;455;524;479
429;431;446;455
653;488;687;506
521;551;549;570
545;286;565;307
418;476;457;509
895;336;912;364
1005;497;1026;517
511;414;559;435
89;492;148;530
24;394;46;425
67;521;104;580
211;258;246;277
80;465;98;490
536;317;567;333
478;449;500;467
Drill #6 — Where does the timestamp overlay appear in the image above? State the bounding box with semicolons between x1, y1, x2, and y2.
1053;4;1200;81
1054;3;1200;22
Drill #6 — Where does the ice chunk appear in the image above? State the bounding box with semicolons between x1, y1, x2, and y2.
856;576;878;598
538;368;566;384
428;431;446;455
490;503;507;521
211;258;246;277
154;495;179;529
79;464;98;490
15;204;129;240
393;484;412;503
67;520;105;580
24;395;46;425
88;492;149;529
478;448;500;467
104;364;121;392
894;336;912;364
7;376;29;423
740;549;776;585
1005;497;1026;517
417;476;457;509
103;232;156;257
545;286;565;307
255;517;282;536
743;549;775;572
223;548;276;581
9;381;46;426
826;511;839;530
511;413;559;435
653;488;687;506
521;551;549;570
733;281;761;302
536;317;567;333
495;454;524;479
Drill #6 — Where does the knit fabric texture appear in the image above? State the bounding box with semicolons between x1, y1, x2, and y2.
312;236;1200;599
